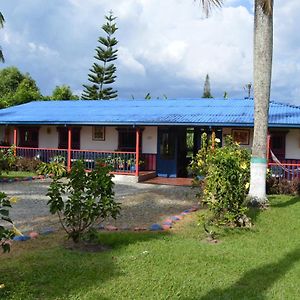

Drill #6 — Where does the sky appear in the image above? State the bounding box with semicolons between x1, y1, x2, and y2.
0;0;299;104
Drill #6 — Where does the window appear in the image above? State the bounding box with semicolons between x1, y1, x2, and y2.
92;126;105;141
19;127;39;148
117;127;142;151
232;129;250;145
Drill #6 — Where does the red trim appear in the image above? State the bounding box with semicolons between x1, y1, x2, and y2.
67;128;72;172
71;148;135;154
135;129;140;176
268;163;300;167
267;134;271;162
13;128;17;156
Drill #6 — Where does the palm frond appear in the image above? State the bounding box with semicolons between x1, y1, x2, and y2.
0;12;5;28
196;0;223;16
262;0;273;16
0;50;4;63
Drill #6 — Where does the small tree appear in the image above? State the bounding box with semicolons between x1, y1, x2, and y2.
191;134;251;228
47;160;120;243
202;74;213;98
0;192;15;253
51;85;79;100
82;11;118;100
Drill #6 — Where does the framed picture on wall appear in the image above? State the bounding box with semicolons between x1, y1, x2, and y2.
92;126;105;141
232;129;250;145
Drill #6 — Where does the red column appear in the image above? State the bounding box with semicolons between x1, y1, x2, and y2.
267;132;271;165
135;128;140;177
211;128;216;150
13;127;17;156
67;128;72;172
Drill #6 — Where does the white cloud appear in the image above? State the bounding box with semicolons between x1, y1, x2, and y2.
0;0;300;102
118;47;146;76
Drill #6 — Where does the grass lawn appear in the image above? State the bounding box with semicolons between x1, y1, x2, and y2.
1;195;300;299
0;171;37;179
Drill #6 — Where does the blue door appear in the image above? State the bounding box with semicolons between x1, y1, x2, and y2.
157;128;177;177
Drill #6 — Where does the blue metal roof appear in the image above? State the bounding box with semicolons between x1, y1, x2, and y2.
0;98;300;128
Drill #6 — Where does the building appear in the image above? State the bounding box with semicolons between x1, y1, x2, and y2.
0;99;299;181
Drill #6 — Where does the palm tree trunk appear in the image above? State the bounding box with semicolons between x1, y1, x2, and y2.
248;0;273;206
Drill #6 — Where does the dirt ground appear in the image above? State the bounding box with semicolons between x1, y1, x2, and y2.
0;178;199;231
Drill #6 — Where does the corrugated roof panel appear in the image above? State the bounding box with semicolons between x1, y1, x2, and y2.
0;98;299;127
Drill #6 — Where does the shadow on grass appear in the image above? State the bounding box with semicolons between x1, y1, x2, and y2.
271;196;300;208
200;247;300;300
0;231;169;300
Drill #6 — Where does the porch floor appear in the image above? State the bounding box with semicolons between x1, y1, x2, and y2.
143;177;193;186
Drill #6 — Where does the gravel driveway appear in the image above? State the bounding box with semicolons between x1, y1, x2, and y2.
0;178;198;231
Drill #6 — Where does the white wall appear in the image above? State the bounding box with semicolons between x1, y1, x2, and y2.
36;125;158;153
285;129;300;159
39;126;59;148
80;126;118;151
142;126;157;154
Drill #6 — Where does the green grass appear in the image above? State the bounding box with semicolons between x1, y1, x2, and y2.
1;195;300;299
0;171;37;179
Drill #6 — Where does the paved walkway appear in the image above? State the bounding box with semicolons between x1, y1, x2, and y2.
0;178;198;231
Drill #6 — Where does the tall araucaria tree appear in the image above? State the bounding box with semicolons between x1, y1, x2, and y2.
202;74;213;98
196;0;273;206
82;11;118;100
0;12;5;62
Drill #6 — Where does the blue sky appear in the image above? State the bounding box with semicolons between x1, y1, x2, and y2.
0;0;299;103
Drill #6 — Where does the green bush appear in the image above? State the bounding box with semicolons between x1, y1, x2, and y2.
37;161;66;178
47;160;120;243
191;134;251;227
0;192;15;253
0;146;16;174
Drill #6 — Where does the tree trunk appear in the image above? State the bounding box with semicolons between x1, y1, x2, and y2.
248;0;273;206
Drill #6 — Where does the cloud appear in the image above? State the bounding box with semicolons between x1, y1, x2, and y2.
0;0;299;103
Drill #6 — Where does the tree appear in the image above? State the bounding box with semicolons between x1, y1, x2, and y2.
197;0;273;205
0;67;41;107
51;85;79;100
82;11;118;100
13;76;42;105
202;74;213;98
0;12;4;62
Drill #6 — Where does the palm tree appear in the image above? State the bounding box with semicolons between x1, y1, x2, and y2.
0;12;5;62
198;0;273;205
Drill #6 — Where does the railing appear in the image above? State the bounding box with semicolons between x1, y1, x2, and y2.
268;159;300;180
71;149;136;174
16;147;68;163
0;146;140;174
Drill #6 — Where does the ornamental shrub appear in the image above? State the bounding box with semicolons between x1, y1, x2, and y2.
0;146;16;174
191;134;251;227
47;160;120;243
37;161;66;178
0;192;15;253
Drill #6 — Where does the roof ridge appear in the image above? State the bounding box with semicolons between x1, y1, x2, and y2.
270;100;300;110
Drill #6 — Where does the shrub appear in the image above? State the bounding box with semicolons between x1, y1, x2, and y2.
0;192;15;253
47;160;120;243
191;134;251;228
0;146;16;174
13;157;41;172
266;177;300;195
37;161;66;178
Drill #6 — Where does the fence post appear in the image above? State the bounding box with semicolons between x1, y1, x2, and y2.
67;128;72;172
135;128;140;177
13;127;17;156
